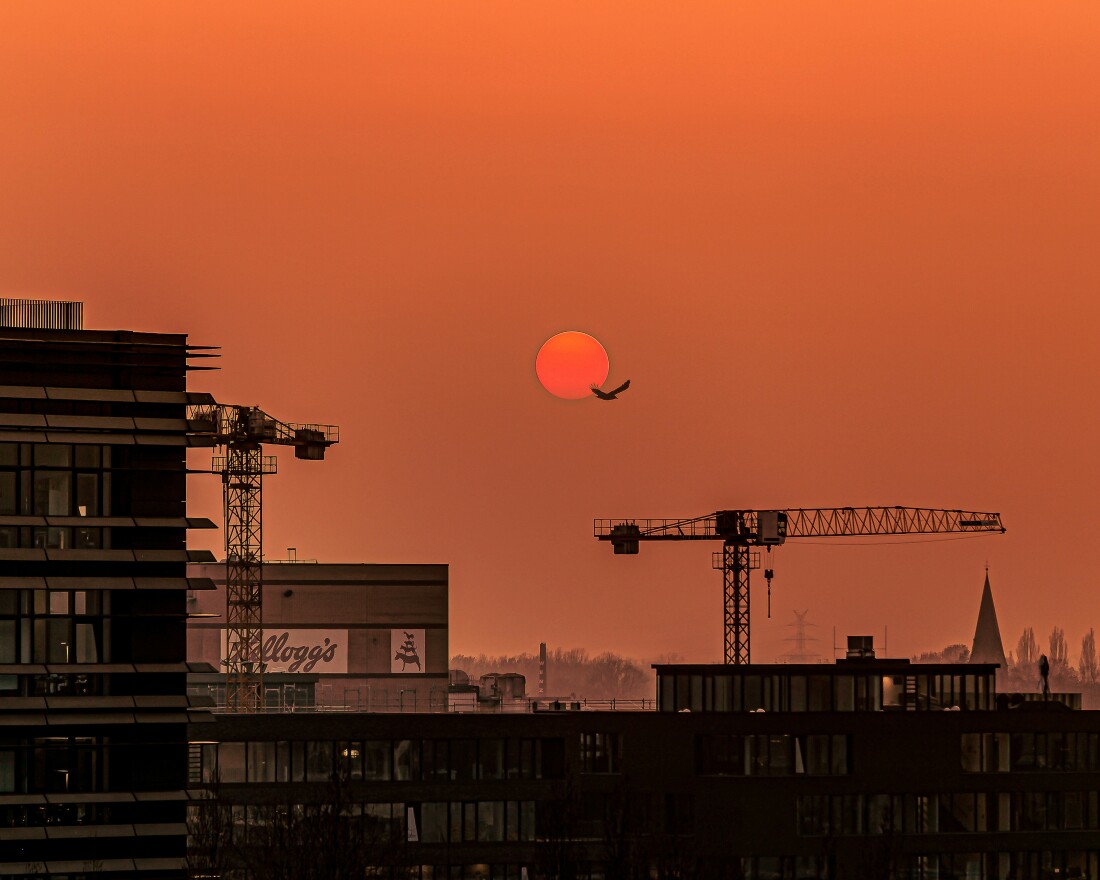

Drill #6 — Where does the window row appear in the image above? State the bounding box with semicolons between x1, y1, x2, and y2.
962;731;1100;773
882;672;995;711
0;589;106;617
206;800;537;847
286;866;531;880
697;733;849;777
0;443;109;470
418;801;536;843
0;737;104;794
0;618;106;667
0;590;111;670
575;791;695;838
0;672;102;697
0;799;179;829
798;790;1100;836
660;671;996;713
0;442;112;519
739;852;1100;880
0;525;109;550
201;738;566;785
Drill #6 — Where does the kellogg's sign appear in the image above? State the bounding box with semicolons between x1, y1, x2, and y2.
221;629;348;674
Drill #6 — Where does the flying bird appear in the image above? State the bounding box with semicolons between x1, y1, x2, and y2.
591;379;631;400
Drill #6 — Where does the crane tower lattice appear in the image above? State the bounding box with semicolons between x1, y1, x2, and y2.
189;404;338;711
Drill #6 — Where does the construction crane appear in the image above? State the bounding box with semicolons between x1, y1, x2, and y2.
189;404;339;711
595;507;1005;665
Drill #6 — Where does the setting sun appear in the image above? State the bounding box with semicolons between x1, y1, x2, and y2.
535;331;609;400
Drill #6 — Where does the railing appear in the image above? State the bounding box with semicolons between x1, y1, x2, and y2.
0;298;83;330
204;697;658;714
594;517;717;539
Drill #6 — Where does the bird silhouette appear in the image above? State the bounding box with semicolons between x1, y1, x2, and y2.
591;379;630;400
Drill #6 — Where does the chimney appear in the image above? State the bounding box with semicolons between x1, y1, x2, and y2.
538;642;547;696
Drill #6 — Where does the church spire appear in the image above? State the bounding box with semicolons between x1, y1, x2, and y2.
970;569;1007;670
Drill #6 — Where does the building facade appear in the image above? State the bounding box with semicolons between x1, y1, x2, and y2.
0;301;214;878
187;562;449;712
191;646;1100;880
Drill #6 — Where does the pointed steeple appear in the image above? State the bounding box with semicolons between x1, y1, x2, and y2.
970;569;1007;670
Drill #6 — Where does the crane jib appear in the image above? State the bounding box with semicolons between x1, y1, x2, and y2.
594;507;1006;664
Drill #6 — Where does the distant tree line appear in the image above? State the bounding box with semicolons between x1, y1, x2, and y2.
450;648;652;701
915;626;1100;708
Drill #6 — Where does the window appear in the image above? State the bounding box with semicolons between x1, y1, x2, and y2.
247;741;275;782
0;444;112;547
450;739;476;781
305;741;332;781
411;801;534;844
420;802;448;842
479;801;504;841
696;733;744;776
580;732;621;773
11;589;108;666
218;742;245;783
808;675;830;711
0;621;14;663
0;472;15;515
962;732;1008;773
0;750;14;793
882;675;902;709
834;675;855;711
479;738;504;780
337;741;362;779
697;733;848;777
423;739;448;781
394;739;419;781
32;737;99;793
34;471;72;516
743;676;763;711
789;676;807;711
363;740;391;780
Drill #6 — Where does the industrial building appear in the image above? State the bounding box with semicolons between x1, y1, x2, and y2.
186;561;448;712
179;509;1100;878
0;299;215;878
191;636;1100;879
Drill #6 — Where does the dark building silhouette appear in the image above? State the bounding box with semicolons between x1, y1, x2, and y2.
191;632;1100;879
0;300;214;878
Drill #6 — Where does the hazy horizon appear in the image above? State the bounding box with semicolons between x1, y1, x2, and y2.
2;2;1098;663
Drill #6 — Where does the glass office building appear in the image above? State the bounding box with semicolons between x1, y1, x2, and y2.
0;301;214;878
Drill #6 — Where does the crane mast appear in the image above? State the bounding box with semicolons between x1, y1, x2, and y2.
189;404;339;711
595;507;1005;665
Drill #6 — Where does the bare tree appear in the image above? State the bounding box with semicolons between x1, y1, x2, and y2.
533;779;584;880
187;785;236;879
188;771;399;880
1080;628;1099;685
452;648;652;700
1016;627;1038;669
1049;626;1069;668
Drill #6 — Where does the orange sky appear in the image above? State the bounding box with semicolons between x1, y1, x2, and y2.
2;2;1098;664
